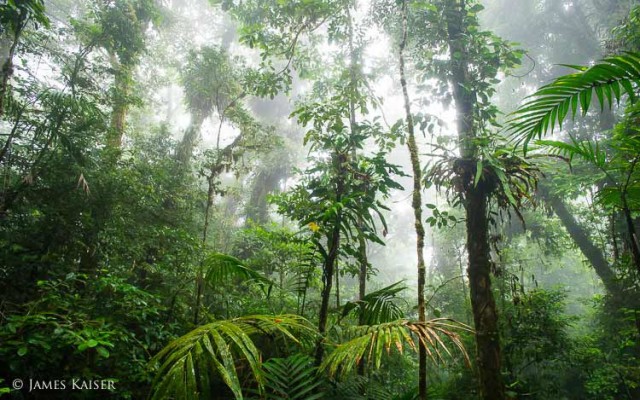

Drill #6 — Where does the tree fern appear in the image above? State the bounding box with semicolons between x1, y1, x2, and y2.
321;319;471;378
507;52;640;149
150;315;317;400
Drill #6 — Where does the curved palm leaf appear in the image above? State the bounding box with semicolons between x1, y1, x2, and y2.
341;281;407;325
507;52;640;150
150;315;317;400
536;138;608;169
321;319;472;378
205;252;273;289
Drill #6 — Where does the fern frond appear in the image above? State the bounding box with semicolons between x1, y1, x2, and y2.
260;354;324;400
507;52;640;150
150;315;317;400
321;319;472;378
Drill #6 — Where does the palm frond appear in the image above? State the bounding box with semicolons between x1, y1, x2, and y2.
205;253;273;289
150;315;317;400
535;138;608;169
341;281;407;325
321;319;472;378
507;52;640;150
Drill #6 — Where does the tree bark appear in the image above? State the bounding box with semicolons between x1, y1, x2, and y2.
314;206;342;364
0;22;24;120
398;1;428;398
445;1;505;399
315;151;346;365
621;158;640;275
176;113;206;164
465;186;505;400
107;64;130;149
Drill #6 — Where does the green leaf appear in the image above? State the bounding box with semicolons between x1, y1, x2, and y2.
17;347;28;357
474;160;483;187
96;347;110;358
321;319;472;378
150;315;317;400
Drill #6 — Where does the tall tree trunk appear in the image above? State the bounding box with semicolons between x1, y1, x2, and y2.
465;187;505;400
177;113;206;164
315;151;346;365
445;1;505;399
539;185;619;294
621;158;640;275
0;23;24;120
335;261;340;307
194;173;216;325
314;206;342;364
345;6;370;318
398;1;428;398
108;62;131;149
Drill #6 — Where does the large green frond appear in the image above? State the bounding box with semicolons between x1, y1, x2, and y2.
321;319;471;378
150;315;317;400
507;52;640;150
535;138;608;169
204;253;273;289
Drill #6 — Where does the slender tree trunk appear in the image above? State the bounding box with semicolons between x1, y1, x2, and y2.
445;1;505;399
398;1;428;397
0;23;23;120
108;63;131;149
621;158;640;274
539;185;619;294
314;209;342;364
176;119;203;164
315;151;346;364
335;260;340;308
194;174;216;325
458;249;472;324
610;214;620;263
345;6;370;314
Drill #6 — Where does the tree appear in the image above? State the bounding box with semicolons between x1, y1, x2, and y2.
443;2;506;397
0;0;48;119
397;1;429;397
74;0;160;149
277;95;402;364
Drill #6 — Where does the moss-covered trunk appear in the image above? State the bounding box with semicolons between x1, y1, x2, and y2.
0;23;23;120
445;1;505;399
399;1;428;397
465;186;505;400
108;65;131;149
